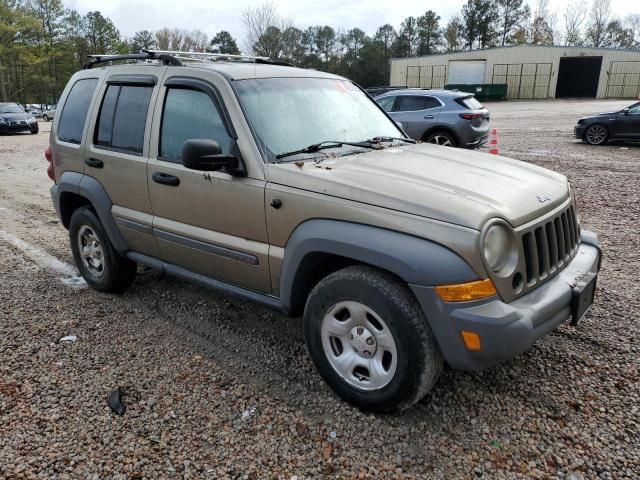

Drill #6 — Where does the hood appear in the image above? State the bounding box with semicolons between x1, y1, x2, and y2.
267;144;569;230
0;112;32;122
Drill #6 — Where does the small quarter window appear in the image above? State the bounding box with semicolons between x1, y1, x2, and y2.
94;85;153;155
376;96;396;112
57;78;98;144
159;88;231;163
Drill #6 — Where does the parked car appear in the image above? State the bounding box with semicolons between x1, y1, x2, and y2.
574;101;640;145
47;51;601;412
25;104;43;118
0;102;39;134
42;104;57;122
373;89;490;148
365;85;409;97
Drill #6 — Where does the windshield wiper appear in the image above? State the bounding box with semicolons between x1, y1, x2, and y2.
365;136;416;144
275;140;379;160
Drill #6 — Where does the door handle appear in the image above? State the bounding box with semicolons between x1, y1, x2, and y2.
424;115;435;120
85;158;103;169
152;171;180;186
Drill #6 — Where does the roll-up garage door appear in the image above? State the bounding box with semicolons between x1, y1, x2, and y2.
448;60;486;85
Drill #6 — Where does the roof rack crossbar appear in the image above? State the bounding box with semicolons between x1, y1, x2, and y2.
145;50;294;67
83;51;182;69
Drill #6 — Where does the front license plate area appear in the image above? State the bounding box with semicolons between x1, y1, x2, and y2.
571;273;597;326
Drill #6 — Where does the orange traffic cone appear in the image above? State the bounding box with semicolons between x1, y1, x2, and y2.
488;128;499;155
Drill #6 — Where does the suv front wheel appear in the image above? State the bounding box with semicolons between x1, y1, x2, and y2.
303;265;443;412
69;207;137;293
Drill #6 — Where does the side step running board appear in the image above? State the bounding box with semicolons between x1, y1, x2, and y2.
126;251;287;314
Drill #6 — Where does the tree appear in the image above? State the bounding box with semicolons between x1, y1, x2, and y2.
444;16;463;52
314;26;336;69
129;29;154;52
208;30;240;55
280;26;305;64
495;0;530;46
624;14;640;48
461;0;498;49
374;24;396;83
83;11;122;54
416;10;441;55
602;20;635;49
585;0;611;47
393;16;419;56
530;16;554;44
242;1;290;56
341;28;366;77
563;1;587;46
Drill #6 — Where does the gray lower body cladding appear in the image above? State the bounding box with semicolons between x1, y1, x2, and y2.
410;232;601;370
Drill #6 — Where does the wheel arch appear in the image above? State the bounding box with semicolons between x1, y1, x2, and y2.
52;171;129;253
420;125;460;144
279;220;478;316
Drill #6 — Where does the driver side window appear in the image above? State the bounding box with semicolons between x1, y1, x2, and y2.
159;88;231;163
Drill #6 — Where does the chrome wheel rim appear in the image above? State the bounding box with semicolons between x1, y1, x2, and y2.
77;225;104;277
320;300;398;391
429;135;452;146
586;125;606;144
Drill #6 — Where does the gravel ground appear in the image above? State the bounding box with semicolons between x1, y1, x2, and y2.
0;100;639;479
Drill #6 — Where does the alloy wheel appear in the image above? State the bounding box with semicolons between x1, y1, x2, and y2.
77;225;105;277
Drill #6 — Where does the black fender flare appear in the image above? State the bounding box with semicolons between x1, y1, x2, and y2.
51;172;129;253
279;219;478;311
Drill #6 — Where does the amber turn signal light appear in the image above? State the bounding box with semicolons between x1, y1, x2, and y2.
434;279;497;302
461;331;482;351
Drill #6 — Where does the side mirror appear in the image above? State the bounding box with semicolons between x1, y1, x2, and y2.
622;108;630;115
181;139;244;176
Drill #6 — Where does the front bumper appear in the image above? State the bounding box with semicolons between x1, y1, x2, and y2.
410;231;601;370
0;122;37;133
574;124;586;139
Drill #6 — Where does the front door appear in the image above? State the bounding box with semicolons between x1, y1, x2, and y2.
390;95;442;139
614;102;640;139
147;73;271;293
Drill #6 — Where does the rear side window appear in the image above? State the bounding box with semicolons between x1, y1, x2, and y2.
376;96;395;112
396;95;440;111
159;88;231;162
456;96;483;110
57;79;98;144
95;84;153;155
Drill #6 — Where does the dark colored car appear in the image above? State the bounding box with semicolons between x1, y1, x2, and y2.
574;101;640;145
0;103;39;134
373;89;490;148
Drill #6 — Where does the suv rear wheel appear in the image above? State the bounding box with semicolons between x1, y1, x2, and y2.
303;265;442;412
424;130;457;147
69;207;137;293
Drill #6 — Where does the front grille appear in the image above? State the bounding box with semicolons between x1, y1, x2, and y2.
521;205;580;286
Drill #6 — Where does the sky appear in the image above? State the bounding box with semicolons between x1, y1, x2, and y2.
65;0;640;47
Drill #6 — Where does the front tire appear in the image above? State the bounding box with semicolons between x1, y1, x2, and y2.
69;207;136;293
43;114;49;122
303;265;443;412
584;124;608;145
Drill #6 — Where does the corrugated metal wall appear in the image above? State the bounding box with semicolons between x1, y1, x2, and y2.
389;45;640;99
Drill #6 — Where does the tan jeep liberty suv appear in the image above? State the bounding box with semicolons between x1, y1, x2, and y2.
46;51;601;412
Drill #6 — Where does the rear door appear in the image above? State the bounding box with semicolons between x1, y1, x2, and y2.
84;66;167;258
390;95;442;139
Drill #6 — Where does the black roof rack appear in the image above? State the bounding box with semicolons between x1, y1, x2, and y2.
83;51;182;70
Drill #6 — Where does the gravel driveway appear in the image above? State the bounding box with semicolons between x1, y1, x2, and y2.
1;100;638;479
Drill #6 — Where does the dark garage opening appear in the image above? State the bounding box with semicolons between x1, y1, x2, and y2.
556;56;602;98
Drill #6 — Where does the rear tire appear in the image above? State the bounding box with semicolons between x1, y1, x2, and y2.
584;124;608;145
69;207;136;293
303;265;442;412
43;114;49;122
424;130;457;147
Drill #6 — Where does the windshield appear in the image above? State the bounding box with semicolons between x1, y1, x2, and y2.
0;104;25;114
235;77;403;161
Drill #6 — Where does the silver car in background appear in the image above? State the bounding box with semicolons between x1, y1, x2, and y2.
373;89;490;148
42;104;56;122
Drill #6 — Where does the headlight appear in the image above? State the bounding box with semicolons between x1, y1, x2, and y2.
0;117;6;124
27;117;36;123
482;223;518;276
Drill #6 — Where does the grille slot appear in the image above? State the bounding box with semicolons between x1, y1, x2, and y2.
521;206;579;287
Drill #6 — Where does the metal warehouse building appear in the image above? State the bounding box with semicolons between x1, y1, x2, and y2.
389;45;640;99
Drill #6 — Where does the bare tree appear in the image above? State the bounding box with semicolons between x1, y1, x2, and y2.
242;1;291;55
563;1;587;46
623;14;640;47
585;0;611;47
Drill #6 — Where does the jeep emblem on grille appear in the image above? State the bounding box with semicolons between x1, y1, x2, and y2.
537;194;551;203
